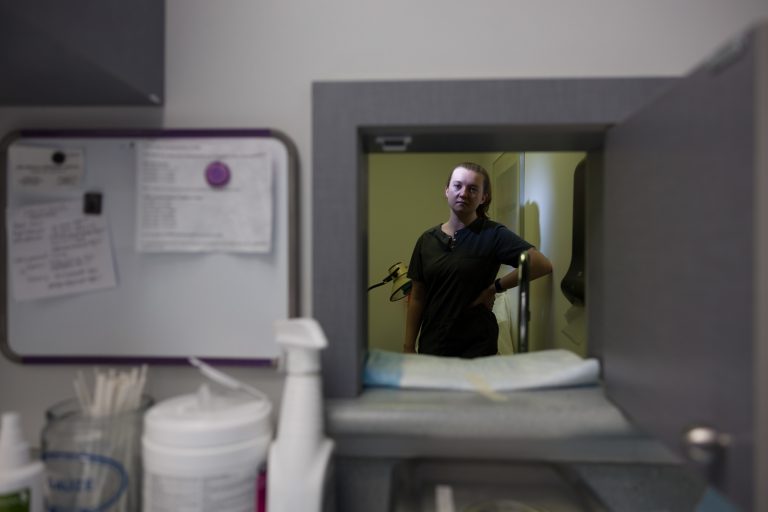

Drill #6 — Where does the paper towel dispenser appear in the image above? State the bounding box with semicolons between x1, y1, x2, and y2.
560;158;586;306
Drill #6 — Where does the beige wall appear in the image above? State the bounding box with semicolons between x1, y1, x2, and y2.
2;1;767;438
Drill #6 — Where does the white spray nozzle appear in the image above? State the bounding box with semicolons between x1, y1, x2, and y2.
0;412;30;470
188;357;268;402
274;318;329;374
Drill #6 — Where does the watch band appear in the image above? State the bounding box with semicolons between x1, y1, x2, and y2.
494;278;504;293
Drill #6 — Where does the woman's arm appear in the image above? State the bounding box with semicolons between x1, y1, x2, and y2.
403;280;426;353
472;249;554;308
496;248;553;291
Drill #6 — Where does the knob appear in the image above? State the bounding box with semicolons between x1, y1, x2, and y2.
683;426;731;483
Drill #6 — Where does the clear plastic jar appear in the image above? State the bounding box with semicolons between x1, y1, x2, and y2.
41;396;152;512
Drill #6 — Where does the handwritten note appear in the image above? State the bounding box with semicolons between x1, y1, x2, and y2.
135;139;273;252
8;145;84;190
7;201;117;301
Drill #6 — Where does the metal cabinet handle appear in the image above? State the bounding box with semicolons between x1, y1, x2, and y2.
517;250;530;353
683;426;731;483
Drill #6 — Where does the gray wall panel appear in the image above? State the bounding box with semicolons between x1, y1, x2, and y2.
312;78;674;398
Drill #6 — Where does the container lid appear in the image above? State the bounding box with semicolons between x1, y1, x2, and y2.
143;384;272;448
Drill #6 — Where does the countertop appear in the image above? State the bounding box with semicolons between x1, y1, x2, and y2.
326;385;678;463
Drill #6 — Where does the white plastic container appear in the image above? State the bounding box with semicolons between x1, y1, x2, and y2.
0;412;44;512
142;385;272;512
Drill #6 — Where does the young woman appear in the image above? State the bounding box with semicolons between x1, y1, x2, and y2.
404;162;553;357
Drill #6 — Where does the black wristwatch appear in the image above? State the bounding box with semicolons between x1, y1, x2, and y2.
494;278;504;293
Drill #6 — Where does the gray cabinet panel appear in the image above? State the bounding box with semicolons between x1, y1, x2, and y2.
0;1;164;105
602;24;765;510
312;77;674;398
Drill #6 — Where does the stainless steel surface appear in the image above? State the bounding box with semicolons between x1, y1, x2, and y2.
517;250;530;353
390;460;607;512
332;457;708;512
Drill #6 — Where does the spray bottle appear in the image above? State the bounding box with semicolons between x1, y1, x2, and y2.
267;318;334;512
0;412;44;512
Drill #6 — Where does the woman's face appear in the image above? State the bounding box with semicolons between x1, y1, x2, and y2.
445;167;487;216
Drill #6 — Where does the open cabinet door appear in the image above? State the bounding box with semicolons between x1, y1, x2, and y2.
600;21;768;510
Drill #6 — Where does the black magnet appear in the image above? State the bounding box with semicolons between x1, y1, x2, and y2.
84;191;102;215
52;151;66;165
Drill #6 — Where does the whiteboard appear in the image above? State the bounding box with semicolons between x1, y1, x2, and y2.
0;129;298;364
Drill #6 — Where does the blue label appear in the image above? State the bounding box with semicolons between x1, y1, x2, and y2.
42;451;127;512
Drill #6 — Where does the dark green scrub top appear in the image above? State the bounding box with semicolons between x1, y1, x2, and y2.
408;218;533;357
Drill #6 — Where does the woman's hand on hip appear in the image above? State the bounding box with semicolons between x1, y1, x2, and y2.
471;286;496;311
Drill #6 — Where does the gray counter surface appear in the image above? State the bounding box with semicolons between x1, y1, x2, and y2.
326;385;678;463
325;386;709;512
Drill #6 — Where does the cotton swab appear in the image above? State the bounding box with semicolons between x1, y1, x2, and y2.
66;366;149;512
73;366;149;417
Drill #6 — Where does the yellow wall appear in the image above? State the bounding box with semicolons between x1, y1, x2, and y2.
523;152;587;355
368;152;586;356
367;153;500;352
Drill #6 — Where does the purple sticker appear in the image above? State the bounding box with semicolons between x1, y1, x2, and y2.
205;161;231;187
